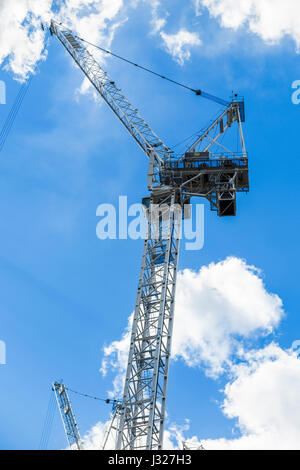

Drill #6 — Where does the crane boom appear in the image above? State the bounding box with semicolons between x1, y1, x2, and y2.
53;381;82;450
50;21;171;176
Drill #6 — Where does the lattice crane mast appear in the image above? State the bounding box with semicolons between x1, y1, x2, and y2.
50;20;249;450
53;381;82;450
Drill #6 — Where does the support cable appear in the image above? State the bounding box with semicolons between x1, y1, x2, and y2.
76;35;230;106
76;36;199;94
0;76;33;152
50;22;230;106
65;386;121;406
39;389;56;450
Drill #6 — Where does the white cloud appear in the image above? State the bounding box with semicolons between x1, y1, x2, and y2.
56;0;127;98
100;257;283;395
0;0;128;81
3;1;300;83
152;17;167;34
142;1;201;65
0;1;200;84
97;257;299;450
81;419;110;450
160;29;202;65
146;0;167;34
163;420;192;450
201;344;300;449
201;0;300;50
56;0;124;47
172;257;283;376
98;344;300;450
100;313;132;397
81;416;191;449
0;0;52;80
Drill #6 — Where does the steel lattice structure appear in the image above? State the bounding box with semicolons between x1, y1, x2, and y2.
50;20;249;450
116;191;181;449
53;381;82;450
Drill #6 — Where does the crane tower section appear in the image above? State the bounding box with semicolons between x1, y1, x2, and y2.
116;190;181;449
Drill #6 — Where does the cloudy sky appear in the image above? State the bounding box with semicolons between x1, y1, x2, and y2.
0;0;300;450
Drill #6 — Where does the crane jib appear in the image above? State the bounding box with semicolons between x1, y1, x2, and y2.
50;21;170;174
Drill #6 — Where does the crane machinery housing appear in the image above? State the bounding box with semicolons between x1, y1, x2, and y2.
49;20;249;450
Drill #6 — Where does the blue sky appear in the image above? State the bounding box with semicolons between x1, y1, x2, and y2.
0;0;300;450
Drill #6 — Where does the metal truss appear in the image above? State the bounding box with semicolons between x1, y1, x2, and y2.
115;191;181;449
185;101;246;158
53;381;82;450
102;402;122;450
50;21;171;179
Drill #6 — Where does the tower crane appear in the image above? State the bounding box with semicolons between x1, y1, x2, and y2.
53;381;82;450
49;20;249;450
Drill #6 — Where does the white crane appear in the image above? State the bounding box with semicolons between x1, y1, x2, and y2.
50;20;249;450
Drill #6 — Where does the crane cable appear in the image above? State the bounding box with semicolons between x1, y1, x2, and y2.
72;34;230;106
65;386;121;405
49;22;229;106
38;389;56;450
38;385;118;450
51;21;230;104
73;34;199;95
0;76;33;153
